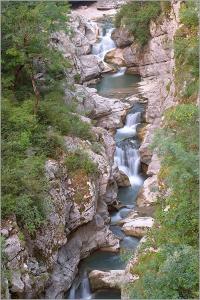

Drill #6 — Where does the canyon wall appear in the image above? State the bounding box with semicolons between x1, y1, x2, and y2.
1;11;129;299
110;0;181;208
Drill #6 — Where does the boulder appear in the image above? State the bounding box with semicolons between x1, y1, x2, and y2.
78;54;102;81
111;28;134;48
137;175;158;207
105;48;125;67
89;269;136;291
147;153;161;176
97;0;120;10
113;168;131;187
65;84;130;130
122;217;154;237
11;271;24;294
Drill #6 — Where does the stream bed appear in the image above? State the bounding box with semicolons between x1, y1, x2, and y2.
67;19;145;300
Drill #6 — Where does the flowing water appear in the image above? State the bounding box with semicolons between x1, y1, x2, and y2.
67;20;144;300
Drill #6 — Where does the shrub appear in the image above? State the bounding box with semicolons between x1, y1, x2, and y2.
115;1;161;46
65;150;98;176
129;104;199;298
179;0;198;28
174;0;198;102
91;142;103;154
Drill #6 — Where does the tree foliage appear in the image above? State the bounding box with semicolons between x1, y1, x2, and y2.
2;1;70;111
1;1;93;234
115;1;161;46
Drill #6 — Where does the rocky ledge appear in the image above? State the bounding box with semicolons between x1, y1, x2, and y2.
89;269;137;291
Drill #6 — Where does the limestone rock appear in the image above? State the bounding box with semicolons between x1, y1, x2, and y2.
113;168;131;187
5;234;23;262
111;28;134;48
137;175;158;207
122;217;154;237
65;84;130;130
78;54;102;81
11;271;24;294
97;0;126;10
147;153;161;176
105;48;125;66
89;269;136;291
45;216;120;299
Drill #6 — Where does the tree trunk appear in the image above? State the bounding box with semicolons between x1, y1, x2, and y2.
31;75;40;115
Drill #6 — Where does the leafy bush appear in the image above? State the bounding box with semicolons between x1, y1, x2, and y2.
65;150;98;176
38;91;93;141
174;0;198;101
129;104;199;298
91;142;103;154
115;1;161;46
179;0;198;28
130;246;199;299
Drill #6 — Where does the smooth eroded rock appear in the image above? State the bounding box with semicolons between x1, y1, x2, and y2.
89;269;136;291
113;168;131;187
111;28;134;48
122;217;154;237
137;175;158;208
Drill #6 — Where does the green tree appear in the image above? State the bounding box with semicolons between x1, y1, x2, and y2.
2;1;70;112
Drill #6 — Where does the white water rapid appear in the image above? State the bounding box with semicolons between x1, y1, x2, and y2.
68;271;91;300
92;27;116;60
114;112;143;186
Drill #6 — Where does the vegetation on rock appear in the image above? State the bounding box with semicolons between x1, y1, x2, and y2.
128;1;199;298
115;1;162;46
65;150;98;176
174;0;199;101
1;1;93;234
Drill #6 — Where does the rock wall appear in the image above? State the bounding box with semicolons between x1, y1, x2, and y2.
1;10;130;299
110;0;181;206
110;1;181;298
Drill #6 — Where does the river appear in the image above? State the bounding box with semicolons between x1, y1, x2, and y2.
66;18;145;300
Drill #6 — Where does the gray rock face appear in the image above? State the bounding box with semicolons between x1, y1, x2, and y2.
97;0;126;10
78;54;102;81
137;175;158;207
45;216;119;299
65;84;130;130
111;28;134;48
51;12;102;83
113;167;131;187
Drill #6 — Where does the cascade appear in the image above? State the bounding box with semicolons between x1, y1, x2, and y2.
92;27;115;60
68;271;91;300
67;19;144;300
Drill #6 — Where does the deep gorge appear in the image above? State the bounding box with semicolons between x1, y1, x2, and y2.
1;1;199;299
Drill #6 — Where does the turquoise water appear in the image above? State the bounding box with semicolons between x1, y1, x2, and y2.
66;19;144;300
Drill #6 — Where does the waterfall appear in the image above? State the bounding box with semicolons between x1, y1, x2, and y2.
80;272;91;299
114;112;143;186
92;27;116;60
111;67;126;77
68;271;91;300
116;112;141;140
